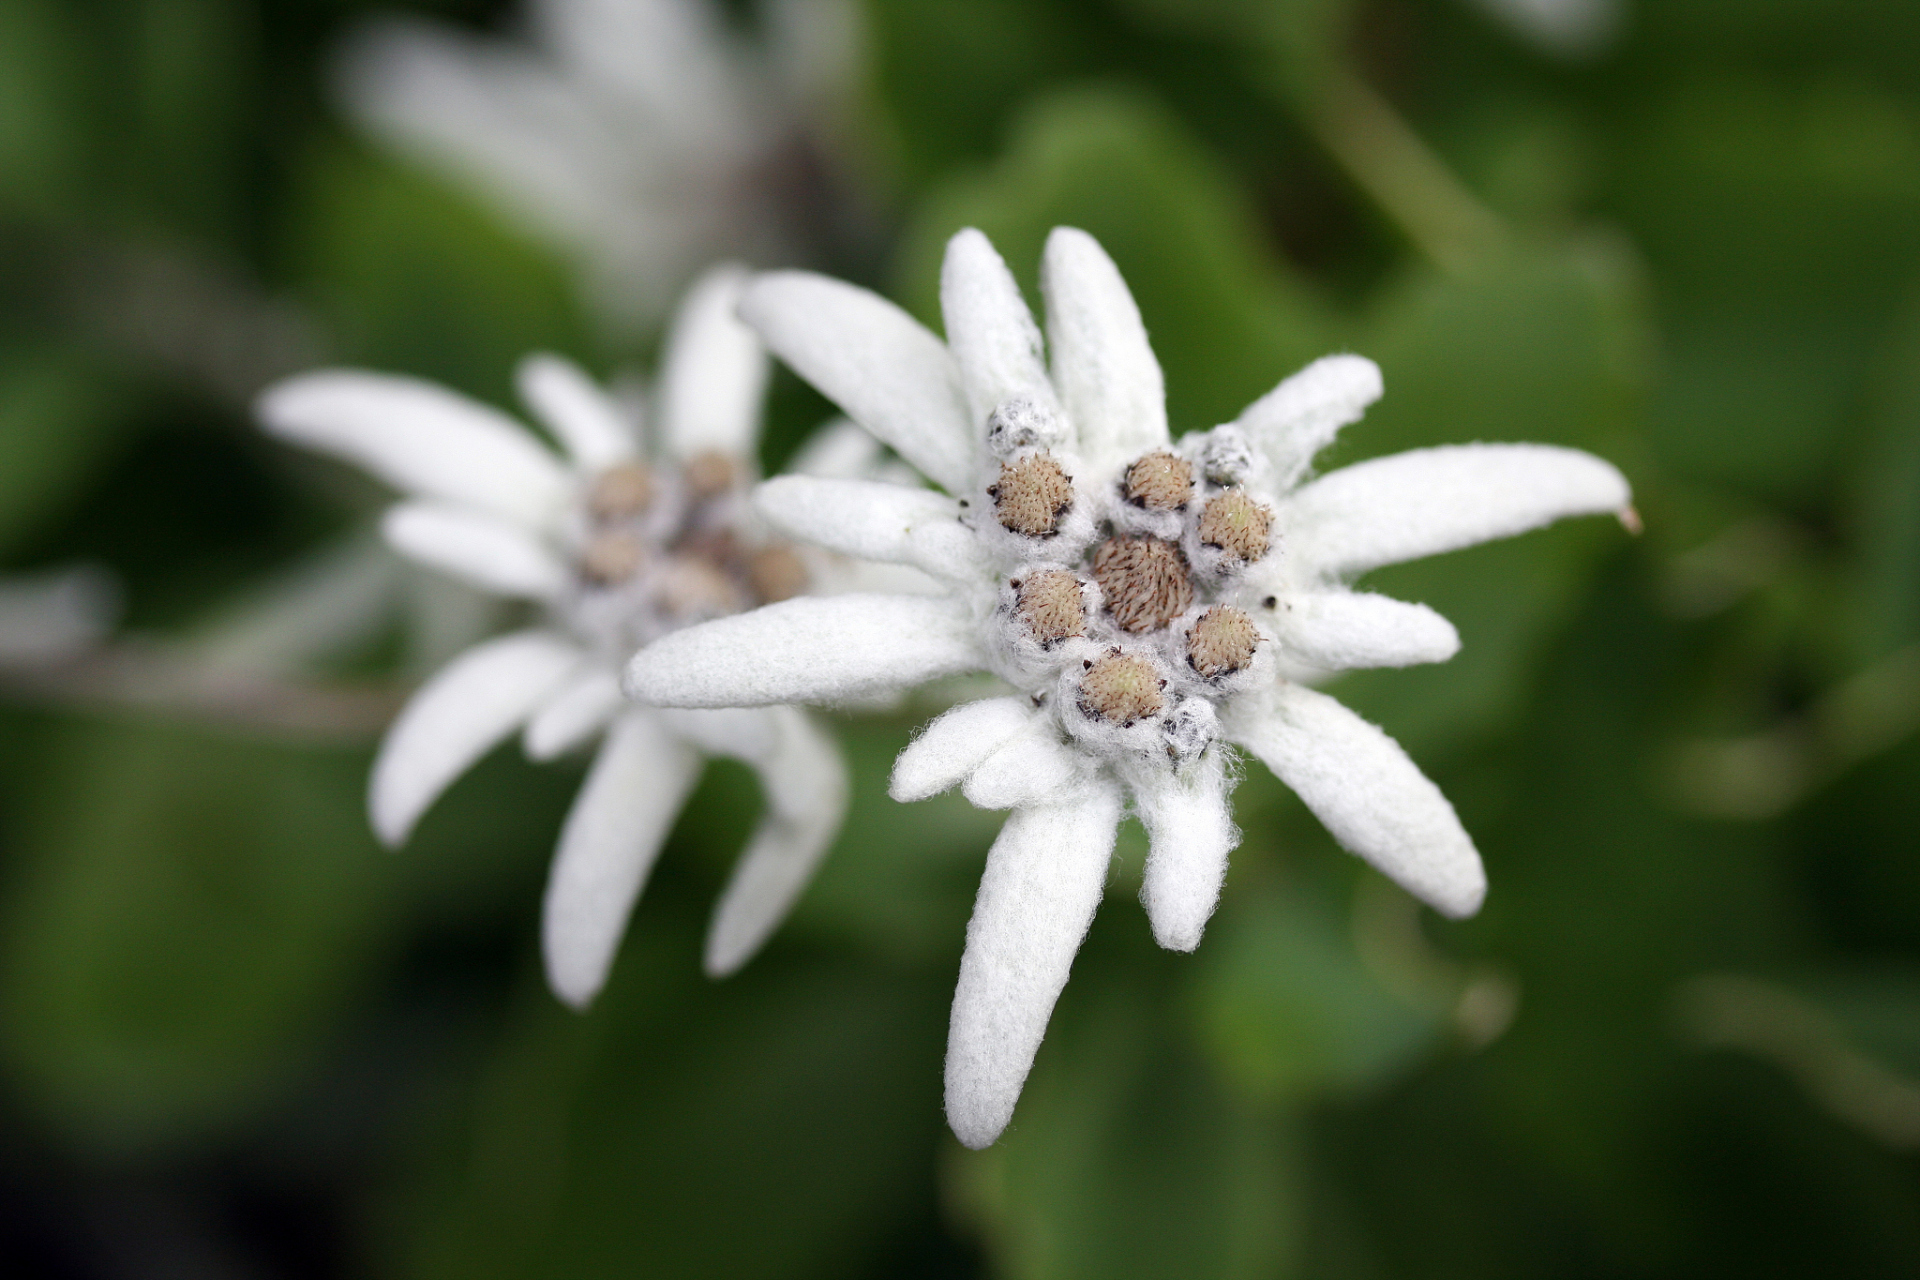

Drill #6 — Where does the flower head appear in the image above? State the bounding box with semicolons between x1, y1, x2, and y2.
257;267;847;1005
625;228;1634;1147
337;0;861;328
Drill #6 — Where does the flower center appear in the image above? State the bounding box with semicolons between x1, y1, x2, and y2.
1186;605;1258;677
1123;451;1193;511
1078;649;1166;726
682;450;737;500
1198;488;1272;562
1091;535;1193;633
580;530;648;585
1013;570;1086;644
587;461;654;521
990;454;1074;537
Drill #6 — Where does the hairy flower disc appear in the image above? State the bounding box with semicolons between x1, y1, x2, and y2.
683;450;738;500
587;461;654;521
1077;649;1167;726
580;530;647;585
1091;536;1194;633
747;544;809;604
1013;570;1086;644
990;454;1074;537
1186;605;1258;677
1124;451;1193;511
1198;488;1273;562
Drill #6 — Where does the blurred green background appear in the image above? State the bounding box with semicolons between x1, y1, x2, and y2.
4;0;1920;1275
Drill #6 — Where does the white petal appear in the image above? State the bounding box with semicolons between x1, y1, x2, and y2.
1040;227;1167;470
516;353;636;472
1233;354;1383;490
542;708;704;1008
946;778;1124;1149
371;630;581;846
784;417;887;480
704;706;849;976
1287;443;1632;581
890;697;1036;801
656;265;769;463
739;271;975;493
961;726;1087;811
625;594;983;708
1278;591;1461;671
523;666;625;760
258;370;570;525
1132;752;1238;952
1226;682;1486;919
381;501;570;601
753;476;987;581
940;228;1057;426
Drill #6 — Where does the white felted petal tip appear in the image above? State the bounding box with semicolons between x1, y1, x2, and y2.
626;594;983;709
382;501;569;601
523;667;625;761
543;709;704;1009
890;697;1036;802
1039;227;1167;470
945;778;1124;1149
1235;354;1383;490
1279;591;1461;671
371;630;581;847
258;370;569;526
1228;682;1486;919
703;707;848;977
658;265;769;463
516;354;637;472
941;228;1057;426
753;475;985;581
961;727;1086;811
1288;444;1632;581
1132;753;1239;952
740;272;975;493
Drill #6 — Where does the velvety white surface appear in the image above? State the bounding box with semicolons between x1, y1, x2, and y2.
740;271;975;493
940;227;1057;429
625;593;983;708
542;707;704;1007
258;370;569;525
382;501;569;601
890;696;1036;802
370;629;580;846
945;777;1124;1149
1132;751;1238;952
522;666;625;760
517;352;636;471
754;476;983;581
1233;353;1382;490
1228;681;1487;919
656;265;769;462
1039;227;1167;471
1277;590;1462;671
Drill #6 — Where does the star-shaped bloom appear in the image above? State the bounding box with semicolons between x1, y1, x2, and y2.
258;267;849;1006
337;0;860;327
626;228;1633;1147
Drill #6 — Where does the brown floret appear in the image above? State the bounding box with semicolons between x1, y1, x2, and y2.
1091;536;1194;633
587;462;654;521
1123;451;1194;511
682;450;739;500
1077;649;1167;726
1013;570;1085;645
989;454;1074;537
1198;488;1273;562
579;530;647;585
1186;606;1259;678
748;544;809;603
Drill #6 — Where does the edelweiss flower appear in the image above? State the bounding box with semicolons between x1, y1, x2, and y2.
257;267;846;1006
338;0;860;327
626;228;1633;1148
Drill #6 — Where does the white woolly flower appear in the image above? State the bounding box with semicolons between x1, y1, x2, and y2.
257;267;849;1007
625;227;1635;1148
337;0;860;328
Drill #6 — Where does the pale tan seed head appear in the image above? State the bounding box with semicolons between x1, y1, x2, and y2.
1013;570;1085;644
990;454;1074;537
580;530;648;585
1198;488;1273;562
659;555;745;618
1078;650;1167;726
1124;451;1194;511
1186;606;1259;678
587;461;654;521
1091;536;1194;633
748;543;809;604
683;450;737;500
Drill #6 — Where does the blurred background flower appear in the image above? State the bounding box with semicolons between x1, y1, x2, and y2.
1;0;1918;1277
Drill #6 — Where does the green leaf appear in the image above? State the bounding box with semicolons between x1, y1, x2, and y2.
0;349;129;557
0;716;398;1153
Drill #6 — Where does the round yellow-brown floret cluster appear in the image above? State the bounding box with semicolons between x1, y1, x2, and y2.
1077;649;1167;726
1091;535;1194;633
1013;570;1087;644
1186;605;1259;678
1124;450;1194;511
1198;488;1272;562
990;454;1075;537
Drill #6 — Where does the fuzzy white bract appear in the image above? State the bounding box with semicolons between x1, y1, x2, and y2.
626;228;1634;1148
257;267;850;1007
337;0;859;327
